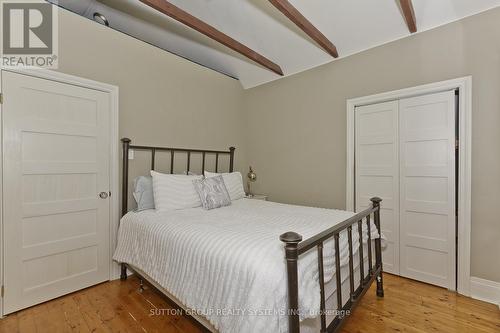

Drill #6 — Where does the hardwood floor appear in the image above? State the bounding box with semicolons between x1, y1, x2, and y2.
0;274;498;333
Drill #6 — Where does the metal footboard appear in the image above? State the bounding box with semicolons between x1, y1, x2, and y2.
280;197;384;333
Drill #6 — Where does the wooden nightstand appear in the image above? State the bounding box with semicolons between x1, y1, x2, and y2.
245;194;268;201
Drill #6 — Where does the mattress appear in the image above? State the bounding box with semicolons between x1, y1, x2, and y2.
113;198;379;333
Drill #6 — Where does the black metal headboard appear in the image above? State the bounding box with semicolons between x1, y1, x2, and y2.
121;138;235;216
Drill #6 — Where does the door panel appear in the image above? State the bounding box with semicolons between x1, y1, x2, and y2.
2;71;111;314
399;91;456;289
355;101;399;274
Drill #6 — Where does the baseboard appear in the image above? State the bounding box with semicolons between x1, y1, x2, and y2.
470;276;500;307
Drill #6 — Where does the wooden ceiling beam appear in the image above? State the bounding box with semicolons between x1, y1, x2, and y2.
139;0;284;76
268;0;338;58
399;0;417;33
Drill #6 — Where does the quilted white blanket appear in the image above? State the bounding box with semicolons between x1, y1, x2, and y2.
113;199;379;333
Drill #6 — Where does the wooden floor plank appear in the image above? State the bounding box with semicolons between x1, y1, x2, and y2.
105;280;180;333
85;285;141;333
127;286;183;332
1;274;498;333
17;309;37;333
0;313;19;333
32;302;64;333
80;287;132;333
342;274;500;333
369;275;500;331
134;281;201;332
72;290;111;333
55;295;92;333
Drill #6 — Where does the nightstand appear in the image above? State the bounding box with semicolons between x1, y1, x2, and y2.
245;194;268;201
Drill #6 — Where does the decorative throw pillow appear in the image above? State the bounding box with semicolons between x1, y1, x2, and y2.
193;175;232;210
204;171;245;201
151;171;203;211
132;176;155;211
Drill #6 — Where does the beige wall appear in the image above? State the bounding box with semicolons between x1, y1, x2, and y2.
243;8;500;283
53;8;247;205
9;5;498;283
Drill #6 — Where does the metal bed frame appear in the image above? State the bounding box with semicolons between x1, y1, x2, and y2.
280;198;384;332
118;138;384;333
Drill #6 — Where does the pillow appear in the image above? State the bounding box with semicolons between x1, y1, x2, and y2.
151;171;203;211
193;175;231;210
132;176;155;211
204;171;245;201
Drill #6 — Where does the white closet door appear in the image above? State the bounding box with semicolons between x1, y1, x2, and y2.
399;91;456;289
355;101;399;274
2;71;111;314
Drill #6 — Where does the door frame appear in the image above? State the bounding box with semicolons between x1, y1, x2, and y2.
0;67;120;315
346;76;472;296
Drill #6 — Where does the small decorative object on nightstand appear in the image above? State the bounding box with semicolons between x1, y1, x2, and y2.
247;166;257;197
245;194;268;201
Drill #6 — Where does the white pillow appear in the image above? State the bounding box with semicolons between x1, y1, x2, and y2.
132;176;154;211
204;171;245;201
151;171;203;211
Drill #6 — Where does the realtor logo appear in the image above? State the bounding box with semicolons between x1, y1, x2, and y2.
1;0;58;68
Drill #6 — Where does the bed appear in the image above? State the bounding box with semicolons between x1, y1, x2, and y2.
115;138;384;333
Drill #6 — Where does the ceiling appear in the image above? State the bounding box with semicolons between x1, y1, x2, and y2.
49;0;500;89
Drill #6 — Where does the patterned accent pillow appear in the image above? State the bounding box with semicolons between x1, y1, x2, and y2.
193;175;232;210
204;171;245;201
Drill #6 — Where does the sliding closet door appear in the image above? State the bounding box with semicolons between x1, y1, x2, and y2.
2;71;111;314
399;91;456;289
355;101;399;275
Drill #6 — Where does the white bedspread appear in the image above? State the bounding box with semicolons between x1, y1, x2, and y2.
113;199;379;333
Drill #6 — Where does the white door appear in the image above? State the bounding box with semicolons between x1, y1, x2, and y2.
399;91;456;289
2;71;111;314
355;101;400;275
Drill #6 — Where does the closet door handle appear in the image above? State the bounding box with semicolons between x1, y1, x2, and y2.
99;192;109;199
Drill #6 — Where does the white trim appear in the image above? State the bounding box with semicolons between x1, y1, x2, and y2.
346;77;472;296
470;277;500;307
0;67;120;316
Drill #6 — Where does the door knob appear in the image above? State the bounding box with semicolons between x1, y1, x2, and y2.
99;192;109;199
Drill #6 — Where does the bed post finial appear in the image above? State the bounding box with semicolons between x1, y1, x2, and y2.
371;197;384;297
229;147;236;172
370;197;382;206
280;232;302;244
280;232;302;333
